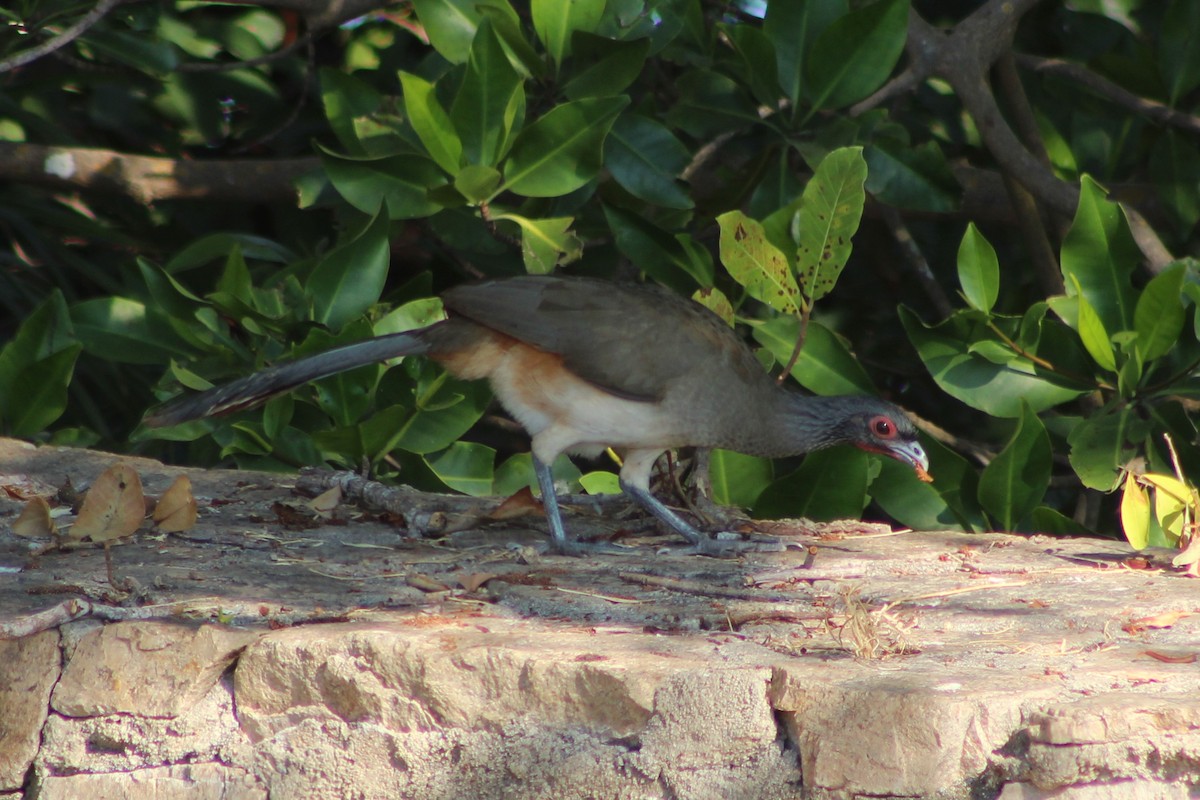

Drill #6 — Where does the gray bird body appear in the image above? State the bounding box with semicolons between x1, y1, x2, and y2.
147;275;928;553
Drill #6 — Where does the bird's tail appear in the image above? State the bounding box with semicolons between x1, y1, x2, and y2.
143;329;433;427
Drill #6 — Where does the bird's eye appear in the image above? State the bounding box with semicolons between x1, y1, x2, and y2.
870;415;897;439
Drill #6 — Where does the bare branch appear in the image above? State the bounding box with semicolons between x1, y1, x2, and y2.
0;0;124;74
0;143;318;204
1017;54;1200;137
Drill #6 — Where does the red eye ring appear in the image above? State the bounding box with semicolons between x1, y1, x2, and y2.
870;415;897;439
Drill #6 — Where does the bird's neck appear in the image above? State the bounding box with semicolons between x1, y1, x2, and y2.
721;389;851;458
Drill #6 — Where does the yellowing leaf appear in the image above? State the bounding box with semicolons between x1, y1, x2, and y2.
1120;472;1151;550
71;464;145;543
13;496;55;538
1142;472;1193;544
153;475;198;533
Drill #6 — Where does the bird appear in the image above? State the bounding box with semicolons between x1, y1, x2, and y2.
145;275;929;554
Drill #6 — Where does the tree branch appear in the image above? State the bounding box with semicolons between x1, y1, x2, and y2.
1016;54;1200;137
0;0;124;74
0;143;318;204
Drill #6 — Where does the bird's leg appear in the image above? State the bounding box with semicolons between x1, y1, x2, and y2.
618;478;705;547
533;456;630;556
533;455;570;553
619;452;783;556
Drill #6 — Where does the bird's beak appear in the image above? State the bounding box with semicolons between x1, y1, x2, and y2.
889;440;929;474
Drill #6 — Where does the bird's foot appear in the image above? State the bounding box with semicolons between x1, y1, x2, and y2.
535;538;634;558
673;531;789;557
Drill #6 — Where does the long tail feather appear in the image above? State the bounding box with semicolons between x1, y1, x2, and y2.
144;330;431;427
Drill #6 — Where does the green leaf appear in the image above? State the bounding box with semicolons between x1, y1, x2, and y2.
719;23;781;108
752;317;875;396
717;211;801;314
603;205;713;292
977;402;1052;531
806;0;908;110
374;368;492;455
0;291;77;396
795;146;867;302
1150;132;1200;236
450;19;524;167
764;0;846;105
320;68;382;155
1067;408;1144;491
532;0;606;67
425;441;496;496
321;151;449;219
400;71;462;174
754;448;869;522
453;165;503;203
666;69;761;139
562;33;650;99
411;0;521;64
4;345;81;437
307;210;390;330
82;27;179;74
579;470;621;495
604;114;693;209
956;223;1000;313
1159;0;1200;104
501;96;629;197
709;449;773;509
1133;262;1187;361
216;246;253;304
493;214;582;274
1060;176;1139;335
900;306;1089;417
872;439;987;532
1074;283;1117;373
864;140;960;213
72;298;192;364
165;233;293;273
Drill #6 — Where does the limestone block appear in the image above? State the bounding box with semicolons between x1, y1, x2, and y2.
52;621;258;718
770;665;1038;799
40;678;252;774
1021;695;1200;790
1028;693;1200;745
0;630;60;790
238;621;801;800
997;779;1194;799
36;762;265;800
234;622;663;741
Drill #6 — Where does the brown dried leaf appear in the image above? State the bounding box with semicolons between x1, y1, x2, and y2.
70;464;145;543
487;487;541;520
13;496;55;538
406;574;451;593
458;573;497;593
153;475;198;533
308;486;342;517
1123;610;1193;634
1141;650;1197;664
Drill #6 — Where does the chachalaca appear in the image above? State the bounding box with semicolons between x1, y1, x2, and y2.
146;275;928;554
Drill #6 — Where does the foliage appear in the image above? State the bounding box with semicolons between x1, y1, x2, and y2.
1;0;1199;542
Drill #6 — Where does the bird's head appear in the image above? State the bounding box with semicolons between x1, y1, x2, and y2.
820;396;930;478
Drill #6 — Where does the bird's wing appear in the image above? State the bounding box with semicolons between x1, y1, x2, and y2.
441;276;771;402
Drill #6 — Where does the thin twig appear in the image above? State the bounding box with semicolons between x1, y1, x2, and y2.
879;205;954;318
1016;54;1200;137
0;0;125;74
